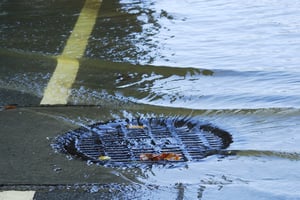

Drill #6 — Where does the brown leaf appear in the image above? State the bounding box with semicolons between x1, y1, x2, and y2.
3;104;17;110
140;153;182;161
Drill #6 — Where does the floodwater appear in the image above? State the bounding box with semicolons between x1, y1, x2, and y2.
1;0;300;199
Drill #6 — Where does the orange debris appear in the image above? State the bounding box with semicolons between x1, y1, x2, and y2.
140;153;182;161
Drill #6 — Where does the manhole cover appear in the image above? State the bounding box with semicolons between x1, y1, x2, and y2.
53;118;232;167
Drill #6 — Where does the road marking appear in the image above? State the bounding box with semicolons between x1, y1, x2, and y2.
40;57;79;104
3;0;102;198
0;191;35;200
40;0;102;105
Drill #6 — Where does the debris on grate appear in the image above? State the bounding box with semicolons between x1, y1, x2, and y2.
52;117;233;167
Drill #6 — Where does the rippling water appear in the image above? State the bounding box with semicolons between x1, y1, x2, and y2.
113;0;300;109
1;0;300;199
150;0;300;70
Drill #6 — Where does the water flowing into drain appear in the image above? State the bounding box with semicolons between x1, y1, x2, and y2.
52;117;232;167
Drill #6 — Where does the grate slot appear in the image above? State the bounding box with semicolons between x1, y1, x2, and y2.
53;118;232;167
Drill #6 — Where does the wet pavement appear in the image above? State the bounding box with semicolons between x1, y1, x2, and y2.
0;105;209;199
1;0;300;199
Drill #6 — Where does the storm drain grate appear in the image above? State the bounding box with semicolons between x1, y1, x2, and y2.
53;118;232;166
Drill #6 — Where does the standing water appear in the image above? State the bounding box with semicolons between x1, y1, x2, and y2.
1;0;300;199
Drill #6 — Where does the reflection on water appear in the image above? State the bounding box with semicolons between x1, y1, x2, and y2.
150;0;300;72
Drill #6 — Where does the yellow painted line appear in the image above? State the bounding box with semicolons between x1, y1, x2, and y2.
0;191;35;200
40;57;79;105
62;0;102;58
40;0;102;105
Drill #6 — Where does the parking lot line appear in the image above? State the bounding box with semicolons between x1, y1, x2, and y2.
40;0;102;105
40;57;79;105
0;191;35;200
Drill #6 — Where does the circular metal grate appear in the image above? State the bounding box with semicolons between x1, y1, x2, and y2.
53;118;232;166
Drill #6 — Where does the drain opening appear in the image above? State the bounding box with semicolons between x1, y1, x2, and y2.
53;118;232;166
